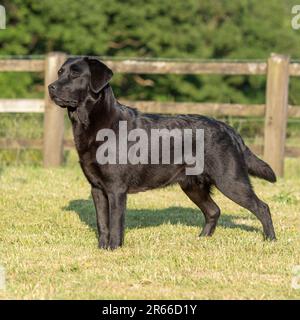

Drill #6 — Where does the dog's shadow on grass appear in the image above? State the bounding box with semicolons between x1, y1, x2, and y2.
63;198;260;235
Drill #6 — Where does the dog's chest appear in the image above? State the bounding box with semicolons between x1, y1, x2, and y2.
71;123;106;188
70;119;94;153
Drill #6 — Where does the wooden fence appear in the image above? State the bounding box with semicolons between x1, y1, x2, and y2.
0;52;300;176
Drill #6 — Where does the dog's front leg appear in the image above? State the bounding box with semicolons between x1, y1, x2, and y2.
107;192;127;250
91;187;110;249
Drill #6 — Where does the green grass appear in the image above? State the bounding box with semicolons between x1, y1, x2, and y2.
0;160;300;299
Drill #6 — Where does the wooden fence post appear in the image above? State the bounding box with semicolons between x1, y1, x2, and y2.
264;53;290;177
43;52;67;167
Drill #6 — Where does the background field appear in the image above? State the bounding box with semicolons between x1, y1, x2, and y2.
0;159;299;299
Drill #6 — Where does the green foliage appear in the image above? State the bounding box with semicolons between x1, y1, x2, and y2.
0;0;300;103
0;72;43;98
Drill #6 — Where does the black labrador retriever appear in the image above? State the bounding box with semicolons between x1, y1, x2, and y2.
49;57;276;250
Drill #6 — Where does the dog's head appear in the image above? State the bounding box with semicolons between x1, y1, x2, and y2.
48;57;113;108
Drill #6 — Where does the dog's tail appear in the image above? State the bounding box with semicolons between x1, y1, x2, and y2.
244;147;277;183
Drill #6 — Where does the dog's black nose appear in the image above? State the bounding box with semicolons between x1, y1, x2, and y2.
48;83;56;92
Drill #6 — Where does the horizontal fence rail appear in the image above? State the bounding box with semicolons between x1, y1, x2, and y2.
104;60;269;75
1;99;300;118
0;59;45;72
0;99;44;112
1;57;300;76
0;52;300;176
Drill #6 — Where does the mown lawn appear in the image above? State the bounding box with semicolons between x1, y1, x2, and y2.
0;159;299;299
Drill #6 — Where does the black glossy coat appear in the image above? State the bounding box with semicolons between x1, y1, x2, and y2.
49;57;276;249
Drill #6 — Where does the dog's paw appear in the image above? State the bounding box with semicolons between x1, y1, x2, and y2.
108;237;123;250
98;237;109;250
264;234;277;241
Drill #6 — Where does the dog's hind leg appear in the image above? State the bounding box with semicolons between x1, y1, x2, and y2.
214;174;276;240
180;183;220;237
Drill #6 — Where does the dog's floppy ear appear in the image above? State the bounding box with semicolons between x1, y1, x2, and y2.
85;57;113;93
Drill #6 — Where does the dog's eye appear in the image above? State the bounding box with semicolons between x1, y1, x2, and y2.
58;69;63;76
70;70;80;78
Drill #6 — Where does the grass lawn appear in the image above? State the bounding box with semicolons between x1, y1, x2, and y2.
0;159;299;299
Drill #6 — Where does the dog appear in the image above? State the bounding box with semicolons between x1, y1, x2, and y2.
49;57;277;250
